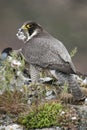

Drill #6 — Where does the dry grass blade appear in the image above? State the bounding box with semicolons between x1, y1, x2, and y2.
0;90;28;114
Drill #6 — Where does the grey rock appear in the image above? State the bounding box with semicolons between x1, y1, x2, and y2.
35;127;62;130
45;95;56;100
73;105;87;130
46;90;53;96
0;124;23;130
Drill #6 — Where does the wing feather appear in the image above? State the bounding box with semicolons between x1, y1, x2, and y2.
22;35;76;73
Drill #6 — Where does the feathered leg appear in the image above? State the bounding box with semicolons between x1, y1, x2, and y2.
30;64;40;83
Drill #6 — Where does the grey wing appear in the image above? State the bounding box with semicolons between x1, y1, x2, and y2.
22;37;76;74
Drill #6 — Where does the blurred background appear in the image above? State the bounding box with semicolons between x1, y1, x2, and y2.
0;0;87;73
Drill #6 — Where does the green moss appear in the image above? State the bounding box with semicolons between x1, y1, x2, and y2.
18;101;80;129
18;102;63;129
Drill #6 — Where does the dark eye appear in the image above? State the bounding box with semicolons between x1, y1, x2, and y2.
26;24;33;28
26;24;30;28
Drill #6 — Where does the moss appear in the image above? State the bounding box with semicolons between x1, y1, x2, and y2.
18;101;79;129
18;102;63;129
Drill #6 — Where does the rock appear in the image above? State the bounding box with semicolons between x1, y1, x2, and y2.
46;90;53;96
84;98;87;105
0;114;13;126
0;124;23;130
82;78;87;87
45;95;56;100
40;77;53;83
73;105;87;130
35;127;62;130
0;127;5;130
27;98;32;105
71;116;77;120
0;125;63;130
74;75;83;83
45;90;56;100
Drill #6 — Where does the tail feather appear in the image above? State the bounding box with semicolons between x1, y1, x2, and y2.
68;74;85;100
51;70;86;101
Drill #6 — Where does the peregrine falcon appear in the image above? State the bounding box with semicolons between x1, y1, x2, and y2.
16;21;85;101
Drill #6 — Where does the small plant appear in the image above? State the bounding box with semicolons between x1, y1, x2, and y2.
59;83;73;103
18;101;79;129
0;90;28;114
70;47;77;58
0;51;25;91
18;102;63;129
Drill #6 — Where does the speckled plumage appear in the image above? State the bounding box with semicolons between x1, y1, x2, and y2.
17;21;85;100
22;30;76;73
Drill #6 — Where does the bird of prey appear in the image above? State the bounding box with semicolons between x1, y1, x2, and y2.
16;21;85;101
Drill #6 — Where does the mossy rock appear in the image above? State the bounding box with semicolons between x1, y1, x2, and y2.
18;102;63;129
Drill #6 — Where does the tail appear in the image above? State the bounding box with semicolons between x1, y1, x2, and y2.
68;74;85;100
50;70;86;101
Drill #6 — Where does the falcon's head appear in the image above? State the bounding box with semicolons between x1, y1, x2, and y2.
16;21;42;43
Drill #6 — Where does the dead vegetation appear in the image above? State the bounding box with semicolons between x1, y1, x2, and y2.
0;90;28;114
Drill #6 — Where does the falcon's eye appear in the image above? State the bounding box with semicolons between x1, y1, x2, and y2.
26;24;30;28
22;24;31;30
26;24;33;29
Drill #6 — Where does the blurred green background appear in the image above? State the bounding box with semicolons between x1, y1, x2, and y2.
0;0;87;73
